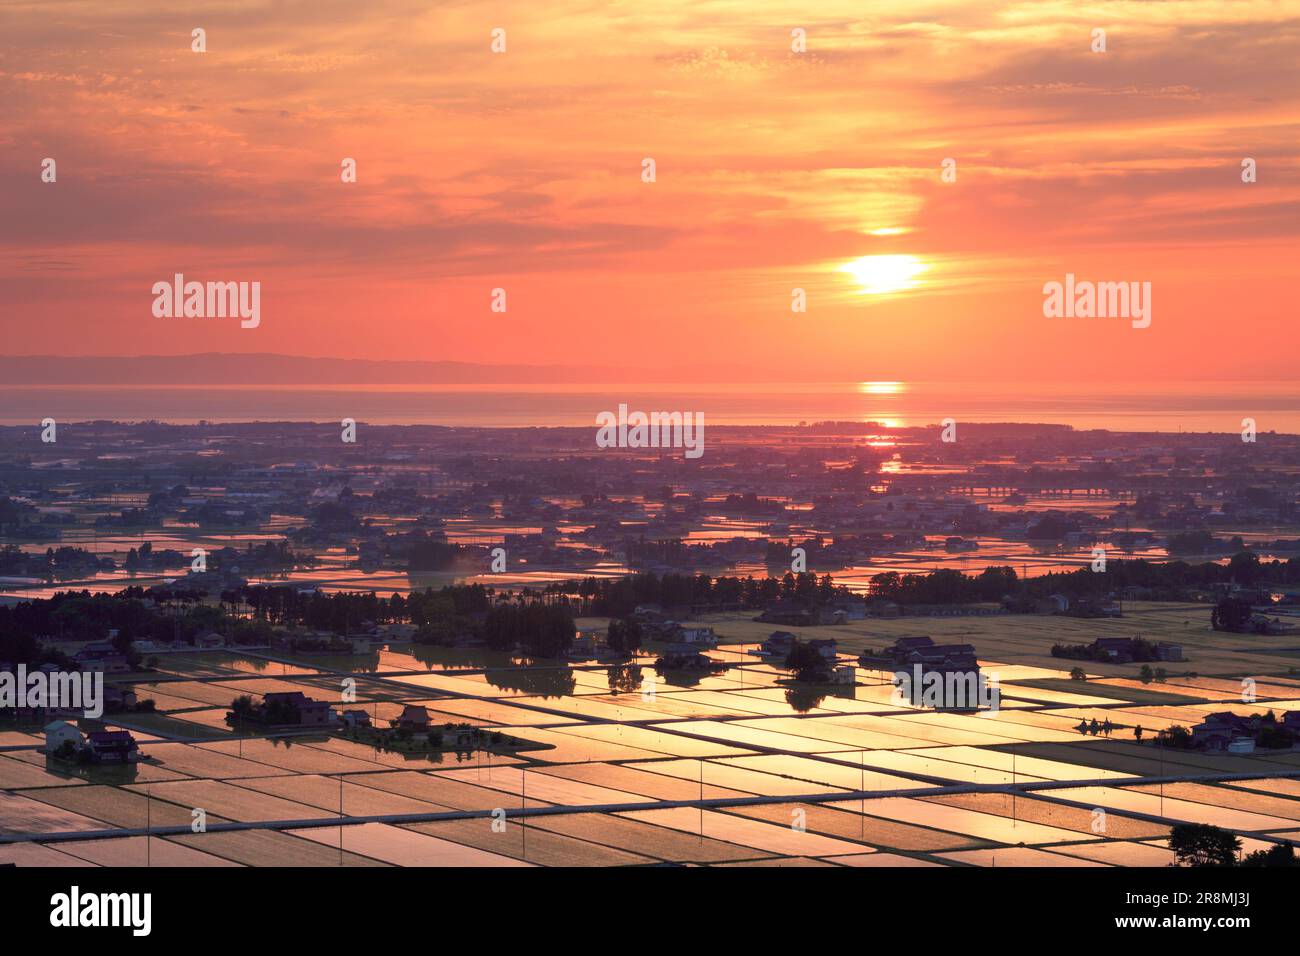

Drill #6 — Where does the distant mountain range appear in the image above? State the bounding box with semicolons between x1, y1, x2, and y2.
0;353;769;385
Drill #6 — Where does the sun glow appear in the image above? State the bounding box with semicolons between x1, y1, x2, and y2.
841;254;928;295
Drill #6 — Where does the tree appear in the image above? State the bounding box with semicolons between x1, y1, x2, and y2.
1157;725;1192;748
1069;666;1087;681
606;662;641;695
606;618;642;655
53;739;78;761
1138;664;1154;684
784;641;830;682
1227;551;1261;587
1211;597;1252;632
1169;823;1240;867
1240;844;1298;867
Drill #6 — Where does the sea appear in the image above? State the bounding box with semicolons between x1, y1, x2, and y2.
0;381;1296;432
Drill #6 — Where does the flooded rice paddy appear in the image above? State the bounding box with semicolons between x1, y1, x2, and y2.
4;630;1300;867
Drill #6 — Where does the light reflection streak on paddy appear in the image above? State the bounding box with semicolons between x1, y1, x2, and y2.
1048;786;1300;831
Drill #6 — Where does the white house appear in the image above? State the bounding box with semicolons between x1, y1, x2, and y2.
43;720;85;755
348;637;379;655
828;665;857;686
673;625;718;648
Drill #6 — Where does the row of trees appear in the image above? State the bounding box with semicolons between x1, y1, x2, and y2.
481;603;576;657
1052;636;1163;663
553;555;1297;612
550;570;843;617
869;554;1297;605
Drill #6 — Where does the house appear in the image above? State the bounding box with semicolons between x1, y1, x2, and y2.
655;648;716;671
1250;615;1297;636
905;643;978;669
347;636;381;655
339;709;372;729
259;691;335;726
395;705;431;732
754;631;797;658
84;730;140;763
892;636;935;656
568;632;598;659
637;620;679;641
76;641;118;660
73;640;131;673
1069;596;1123;618
76;653;131;674
443;725;477;748
827;665;857;686
195;631;225;649
659;641;705;658
103;687;138;712
1035;594;1069;615
632;604;667;623
814;607;849;625
891;641;983;710
1155;642;1184;662
828;597;867;621
1090;637;1139;663
1190;712;1258;751
859;636;933;669
672;625;717;648
43;720;85;756
757;600;815;627
808;638;839;662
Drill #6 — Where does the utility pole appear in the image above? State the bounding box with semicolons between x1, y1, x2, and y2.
860;750;865;840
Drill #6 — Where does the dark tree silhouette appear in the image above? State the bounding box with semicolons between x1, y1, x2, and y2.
1169;823;1241;867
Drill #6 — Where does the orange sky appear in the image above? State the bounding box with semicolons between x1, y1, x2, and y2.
2;1;1297;381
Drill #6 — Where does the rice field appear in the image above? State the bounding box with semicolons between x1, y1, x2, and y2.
5;636;1300;866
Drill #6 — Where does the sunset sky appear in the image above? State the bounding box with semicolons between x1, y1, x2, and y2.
2;0;1297;381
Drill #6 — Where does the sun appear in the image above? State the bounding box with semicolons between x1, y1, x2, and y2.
857;381;904;395
840;254;928;295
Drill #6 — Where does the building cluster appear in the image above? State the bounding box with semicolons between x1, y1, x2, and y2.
42;721;142;764
1184;711;1300;753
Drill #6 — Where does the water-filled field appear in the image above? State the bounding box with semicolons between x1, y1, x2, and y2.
4;637;1300;867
